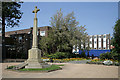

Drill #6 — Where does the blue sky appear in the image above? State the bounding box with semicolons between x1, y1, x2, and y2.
5;2;118;36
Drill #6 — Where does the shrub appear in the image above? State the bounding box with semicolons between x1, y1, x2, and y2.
81;51;86;58
100;52;112;60
43;53;49;57
114;62;120;66
100;52;118;60
7;66;16;69
91;54;94;59
111;53;119;60
100;53;106;60
48;52;70;59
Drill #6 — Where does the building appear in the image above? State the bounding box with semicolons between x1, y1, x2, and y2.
4;26;51;59
5;26;51;37
89;34;111;50
73;34;111;56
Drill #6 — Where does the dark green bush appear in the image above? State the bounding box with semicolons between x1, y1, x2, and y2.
114;62;120;66
48;52;70;59
7;66;15;69
100;52;118;60
81;51;86;58
91;54;94;59
111;53;119;60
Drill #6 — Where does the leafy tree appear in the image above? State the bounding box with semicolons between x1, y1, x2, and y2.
113;19;120;53
39;9;87;55
2;2;23;59
87;52;90;57
111;19;120;61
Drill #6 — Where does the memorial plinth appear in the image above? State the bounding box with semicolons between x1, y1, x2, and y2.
25;48;42;68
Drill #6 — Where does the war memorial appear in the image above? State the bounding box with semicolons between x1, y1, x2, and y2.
1;2;119;79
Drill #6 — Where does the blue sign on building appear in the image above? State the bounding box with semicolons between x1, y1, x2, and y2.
79;49;111;57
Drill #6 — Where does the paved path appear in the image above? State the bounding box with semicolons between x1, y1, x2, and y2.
2;62;118;78
68;60;91;64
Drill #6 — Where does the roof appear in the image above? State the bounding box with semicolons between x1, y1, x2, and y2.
5;26;51;37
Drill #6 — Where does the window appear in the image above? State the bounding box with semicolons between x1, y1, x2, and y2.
104;36;106;38
103;41;106;42
40;31;45;36
28;32;30;34
41;31;45;33
18;36;22;42
19;36;22;40
94;41;96;43
90;41;92;44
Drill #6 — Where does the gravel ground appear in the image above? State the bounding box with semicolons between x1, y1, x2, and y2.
1;62;118;78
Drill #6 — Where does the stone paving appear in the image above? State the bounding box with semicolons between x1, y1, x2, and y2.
68;60;91;64
1;62;118;78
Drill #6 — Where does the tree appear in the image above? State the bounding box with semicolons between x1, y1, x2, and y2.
112;19;120;61
113;19;120;53
39;9;87;55
87;52;90;58
85;46;90;58
2;2;23;59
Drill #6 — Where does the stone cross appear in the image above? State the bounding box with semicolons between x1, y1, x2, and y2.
32;6;40;48
25;6;50;69
32;6;40;18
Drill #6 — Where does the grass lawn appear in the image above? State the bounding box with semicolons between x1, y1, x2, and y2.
57;64;64;66
7;66;16;69
18;65;62;72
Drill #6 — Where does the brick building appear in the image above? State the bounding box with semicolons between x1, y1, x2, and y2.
5;26;51;37
4;26;51;59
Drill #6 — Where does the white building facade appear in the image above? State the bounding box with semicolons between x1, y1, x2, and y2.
87;34;111;50
73;34;111;53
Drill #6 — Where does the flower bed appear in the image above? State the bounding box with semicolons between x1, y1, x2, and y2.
86;59;119;66
42;58;89;63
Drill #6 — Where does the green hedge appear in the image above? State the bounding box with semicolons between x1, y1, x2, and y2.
100;52;118;60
